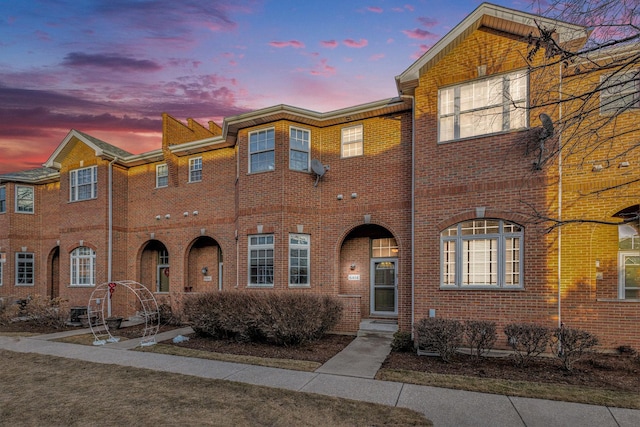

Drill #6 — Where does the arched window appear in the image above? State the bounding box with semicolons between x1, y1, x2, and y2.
441;219;523;288
70;246;95;286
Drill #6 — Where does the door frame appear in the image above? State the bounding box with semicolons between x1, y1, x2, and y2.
370;258;398;316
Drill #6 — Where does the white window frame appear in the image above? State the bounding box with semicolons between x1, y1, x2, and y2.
70;166;98;202
70;246;96;287
618;252;640;300
16;252;34;286
189;157;202;183
341;125;363;158
289;127;311;172
15;185;34;213
289;234;310;287
441;219;523;288
0;185;5;213
248;234;274;287
438;71;528;142
0;258;3;286
156;164;168;188
600;70;639;115
249;128;275;173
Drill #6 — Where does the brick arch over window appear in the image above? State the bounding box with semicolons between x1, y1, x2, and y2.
65;242;98;254
436;209;529;232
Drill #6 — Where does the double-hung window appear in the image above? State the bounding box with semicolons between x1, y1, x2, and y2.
600;70;639;114
441;219;523;288
15;185;34;213
290;127;310;171
70;166;97;201
618;222;640;299
189;158;202;182
439;71;528;142
70;246;96;286
156;164;168;188
249;235;274;286
249;128;275;173
0;186;5;213
289;234;309;286
16;252;34;286
341;125;363;158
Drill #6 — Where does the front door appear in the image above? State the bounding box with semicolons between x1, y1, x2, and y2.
371;259;397;315
157;265;170;293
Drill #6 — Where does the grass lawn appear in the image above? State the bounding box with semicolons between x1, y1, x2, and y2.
0;349;431;426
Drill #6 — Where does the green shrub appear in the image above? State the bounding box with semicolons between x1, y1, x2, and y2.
414;318;464;362
465;320;497;359
550;326;599;371
504;323;550;367
391;331;414;352
183;291;343;346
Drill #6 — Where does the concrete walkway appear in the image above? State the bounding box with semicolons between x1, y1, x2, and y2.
0;329;638;427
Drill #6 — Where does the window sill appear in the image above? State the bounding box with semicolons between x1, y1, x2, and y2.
68;197;97;204
597;298;640;302
248;284;274;288
438;127;528;145
15;284;35;287
69;284;96;288
289;284;311;288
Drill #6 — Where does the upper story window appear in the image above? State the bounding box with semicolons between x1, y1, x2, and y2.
290;127;310;172
341;125;363;158
439;71;528;142
189;157;202;182
249;128;275;173
600;70;639;115
248;234;274;286
289;234;309;287
156;164;168;188
15;185;34;213
0;186;5;213
441;219;523;288
16;252;34;286
70;246;96;286
70;166;97;201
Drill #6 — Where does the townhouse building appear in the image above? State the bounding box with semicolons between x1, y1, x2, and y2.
1;3;638;348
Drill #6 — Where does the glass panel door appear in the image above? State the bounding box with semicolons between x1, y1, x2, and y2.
371;259;397;314
620;252;640;299
157;265;170;293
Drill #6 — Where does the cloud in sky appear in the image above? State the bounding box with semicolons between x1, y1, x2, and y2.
402;28;439;40
367;6;383;13
269;40;306;48
321;40;339;49
343;38;368;48
62;53;163;72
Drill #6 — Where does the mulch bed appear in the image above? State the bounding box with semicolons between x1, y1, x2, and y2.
382;350;640;393
165;333;355;364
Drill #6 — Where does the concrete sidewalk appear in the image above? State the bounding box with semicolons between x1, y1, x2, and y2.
0;330;638;427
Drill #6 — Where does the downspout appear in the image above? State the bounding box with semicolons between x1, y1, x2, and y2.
401;94;416;334
108;157;117;317
557;63;563;328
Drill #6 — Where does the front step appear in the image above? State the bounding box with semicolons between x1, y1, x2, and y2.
357;319;398;338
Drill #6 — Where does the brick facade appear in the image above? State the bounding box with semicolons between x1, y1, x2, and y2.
1;4;638;349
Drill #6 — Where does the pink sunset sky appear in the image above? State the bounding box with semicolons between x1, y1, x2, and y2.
0;0;533;174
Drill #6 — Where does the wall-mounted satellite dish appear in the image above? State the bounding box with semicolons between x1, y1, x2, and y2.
311;158;327;187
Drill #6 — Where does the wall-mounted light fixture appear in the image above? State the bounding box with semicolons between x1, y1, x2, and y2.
201;266;208;276
592;164;604;172
619;161;630;168
350;263;356;270
155;215;161;220
165;214;171;219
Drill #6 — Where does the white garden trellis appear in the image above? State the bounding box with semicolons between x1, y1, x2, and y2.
87;280;159;347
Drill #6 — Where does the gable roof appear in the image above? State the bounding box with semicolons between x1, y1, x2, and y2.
395;2;589;95
43;129;134;170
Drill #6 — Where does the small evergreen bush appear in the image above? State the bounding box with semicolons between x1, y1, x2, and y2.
504;323;550;367
391;331;414;352
414;318;463;362
183;291;342;346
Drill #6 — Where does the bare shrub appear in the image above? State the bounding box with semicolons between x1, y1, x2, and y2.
504;323;551;367
414;318;464;362
465;320;497;360
14;295;70;329
183;291;343;346
550;326;599;371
